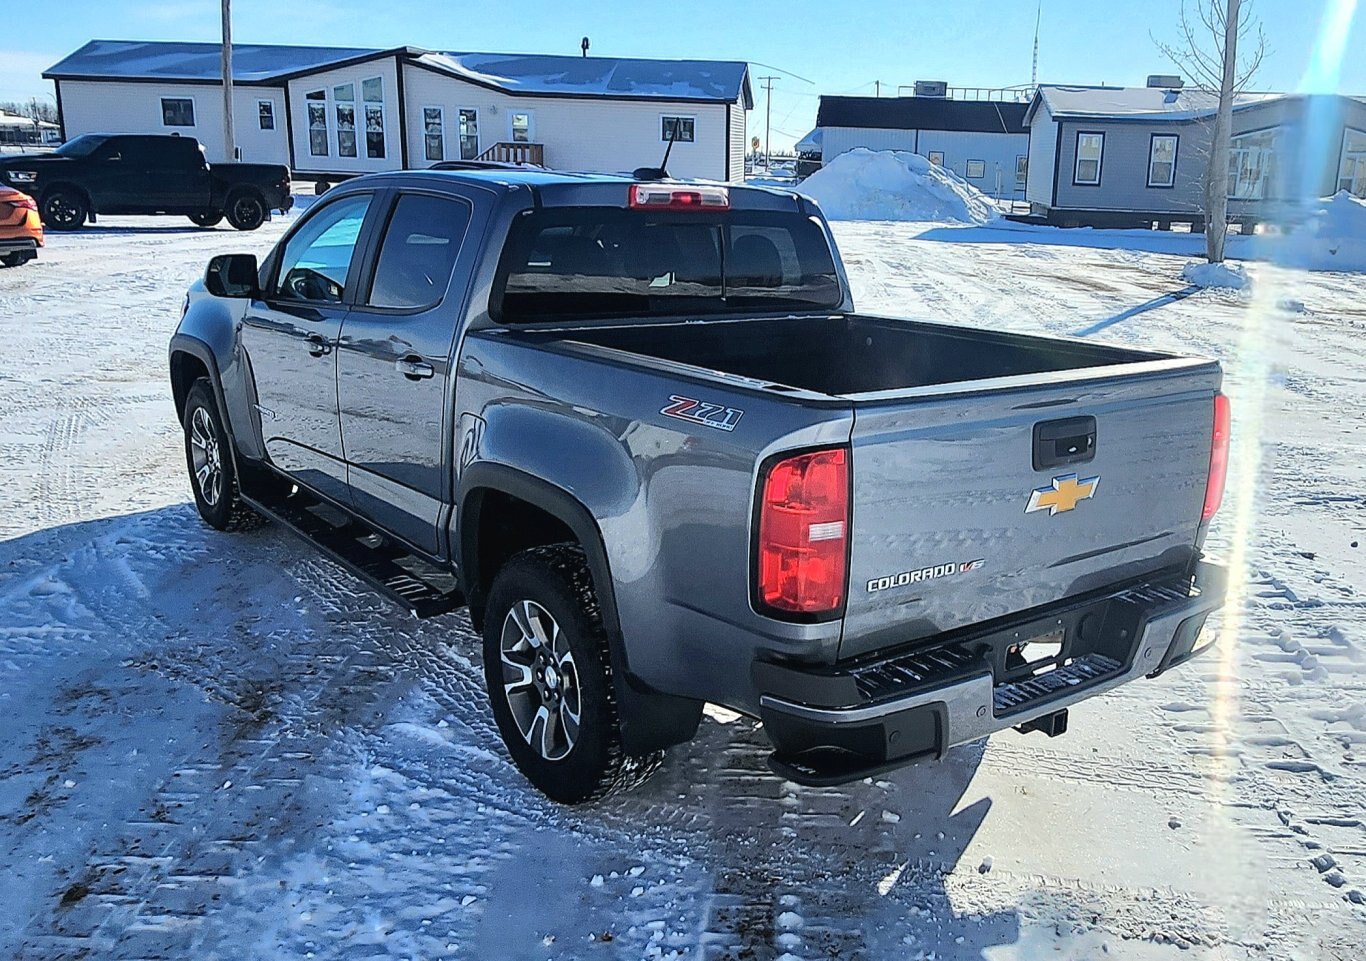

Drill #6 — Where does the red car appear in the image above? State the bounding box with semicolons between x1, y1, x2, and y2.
0;186;43;267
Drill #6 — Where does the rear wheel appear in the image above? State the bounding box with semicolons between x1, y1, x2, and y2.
1;252;33;268
483;545;662;804
189;211;224;228
182;379;261;532
225;191;267;231
41;189;87;231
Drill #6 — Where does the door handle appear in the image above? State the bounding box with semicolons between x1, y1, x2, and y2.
306;333;331;357
395;356;435;380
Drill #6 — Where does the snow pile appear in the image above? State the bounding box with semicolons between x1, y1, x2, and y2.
799;149;999;224
1182;260;1251;290
1277;191;1366;272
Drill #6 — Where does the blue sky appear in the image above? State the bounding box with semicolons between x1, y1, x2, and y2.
3;0;1362;148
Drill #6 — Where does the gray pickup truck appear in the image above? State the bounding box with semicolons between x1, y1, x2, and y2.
168;169;1229;804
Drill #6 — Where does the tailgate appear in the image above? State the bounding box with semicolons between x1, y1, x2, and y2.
839;362;1221;659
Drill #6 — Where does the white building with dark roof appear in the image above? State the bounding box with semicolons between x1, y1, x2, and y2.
44;40;753;185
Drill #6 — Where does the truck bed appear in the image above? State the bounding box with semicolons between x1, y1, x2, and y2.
556;312;1220;660
565;314;1162;397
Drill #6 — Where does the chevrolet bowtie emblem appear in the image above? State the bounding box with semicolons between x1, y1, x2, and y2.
1026;473;1100;515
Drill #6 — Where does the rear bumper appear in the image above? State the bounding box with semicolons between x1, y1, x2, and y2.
756;560;1226;785
0;236;39;259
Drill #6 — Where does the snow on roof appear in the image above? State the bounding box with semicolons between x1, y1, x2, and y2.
45;40;384;84
415;52;750;105
43;40;751;105
1033;84;1281;122
794;127;823;153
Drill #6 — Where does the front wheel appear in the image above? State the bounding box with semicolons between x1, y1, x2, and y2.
483;545;663;804
225;191;267;231
189;211;224;228
182;379;261;532
41;189;88;231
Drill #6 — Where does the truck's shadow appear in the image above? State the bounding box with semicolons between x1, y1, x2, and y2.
0;506;1023;960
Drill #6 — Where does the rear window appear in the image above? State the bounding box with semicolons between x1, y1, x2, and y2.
492;208;842;324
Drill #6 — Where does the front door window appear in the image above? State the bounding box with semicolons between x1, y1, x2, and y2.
273;195;373;303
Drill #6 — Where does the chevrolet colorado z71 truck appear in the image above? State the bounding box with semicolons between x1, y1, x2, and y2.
0;134;291;231
169;169;1229;804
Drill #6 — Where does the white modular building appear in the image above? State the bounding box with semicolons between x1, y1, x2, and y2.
44;41;753;184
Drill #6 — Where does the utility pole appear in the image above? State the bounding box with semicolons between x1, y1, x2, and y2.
875;80;881;97
758;75;778;167
221;0;236;162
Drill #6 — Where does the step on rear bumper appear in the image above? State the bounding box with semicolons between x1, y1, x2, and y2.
757;560;1227;786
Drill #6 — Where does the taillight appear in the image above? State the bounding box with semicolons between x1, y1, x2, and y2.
13;195;37;211
629;183;729;211
757;447;849;616
1202;393;1231;522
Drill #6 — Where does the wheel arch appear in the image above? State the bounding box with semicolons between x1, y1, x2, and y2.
169;333;242;480
458;463;702;755
38;181;93;216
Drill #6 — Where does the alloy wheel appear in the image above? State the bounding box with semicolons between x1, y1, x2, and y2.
188;406;223;507
499;599;582;761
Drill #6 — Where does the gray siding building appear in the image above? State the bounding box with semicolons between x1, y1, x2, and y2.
806;95;1030;199
1025;82;1366;228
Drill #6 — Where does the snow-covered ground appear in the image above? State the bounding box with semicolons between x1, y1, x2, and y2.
2;213;1365;960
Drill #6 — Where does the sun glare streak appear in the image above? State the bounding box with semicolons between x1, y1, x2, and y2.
1205;0;1358;929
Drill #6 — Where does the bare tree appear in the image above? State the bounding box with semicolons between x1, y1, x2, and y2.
1156;0;1267;262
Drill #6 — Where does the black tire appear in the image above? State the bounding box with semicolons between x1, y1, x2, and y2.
483;545;663;804
40;188;88;231
1;252;31;268
189;211;224;228
225;190;267;231
182;379;262;532
314;179;331;196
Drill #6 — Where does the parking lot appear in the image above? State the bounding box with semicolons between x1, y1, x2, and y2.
2;214;1364;960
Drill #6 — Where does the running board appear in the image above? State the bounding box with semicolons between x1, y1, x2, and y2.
243;486;465;619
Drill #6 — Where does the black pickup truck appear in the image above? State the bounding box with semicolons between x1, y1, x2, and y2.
0;134;291;231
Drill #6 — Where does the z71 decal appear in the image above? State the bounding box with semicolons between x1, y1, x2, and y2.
661;395;744;432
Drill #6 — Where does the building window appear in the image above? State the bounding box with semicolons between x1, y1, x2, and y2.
306;90;328;157
1148;134;1178;188
422;107;444;162
511;112;533;143
161;98;195;127
1015;154;1028;184
363;78;385;159
965;159;986;179
258;100;275;131
662;116;695;142
1229;128;1280;199
1339;128;1366;197
1074;132;1103;185
459;109;480;160
927;151;945;166
334;83;357;158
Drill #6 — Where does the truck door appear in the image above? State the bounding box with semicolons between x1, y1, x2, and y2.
335;188;480;556
156;135;211;210
84;136;142;211
239;191;376;505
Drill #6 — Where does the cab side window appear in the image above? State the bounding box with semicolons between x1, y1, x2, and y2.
366;194;472;310
273;195;372;304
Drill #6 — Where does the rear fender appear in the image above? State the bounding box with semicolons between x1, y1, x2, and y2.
457;461;703;756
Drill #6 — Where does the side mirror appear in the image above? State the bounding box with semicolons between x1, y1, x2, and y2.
205;253;260;298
